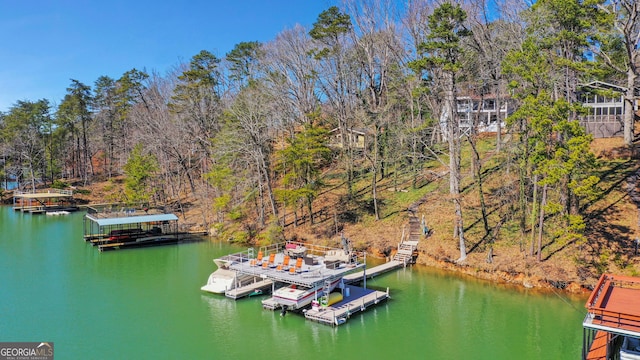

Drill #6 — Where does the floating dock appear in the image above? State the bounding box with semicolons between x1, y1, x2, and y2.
200;211;422;327
303;285;389;326
344;260;403;283
225;279;274;300
202;236;419;326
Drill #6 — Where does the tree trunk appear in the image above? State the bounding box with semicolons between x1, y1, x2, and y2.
455;195;466;262
372;126;380;220
470;138;489;235
495;83;502;153
529;174;538;256
624;68;636;145
446;72;465;262
537;184;548;262
255;162;265;226
259;150;279;223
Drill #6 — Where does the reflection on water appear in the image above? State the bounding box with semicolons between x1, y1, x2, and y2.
0;206;586;359
201;294;237;324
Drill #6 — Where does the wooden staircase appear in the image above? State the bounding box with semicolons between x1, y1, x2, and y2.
392;211;421;266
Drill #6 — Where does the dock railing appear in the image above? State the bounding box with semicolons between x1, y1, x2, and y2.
14;189;73;196
256;241;366;265
585;274;640;333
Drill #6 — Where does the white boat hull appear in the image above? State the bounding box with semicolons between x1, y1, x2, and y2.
46;211;70;216
201;268;258;294
268;277;341;310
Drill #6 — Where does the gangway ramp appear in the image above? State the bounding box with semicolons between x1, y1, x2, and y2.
343;260;403;284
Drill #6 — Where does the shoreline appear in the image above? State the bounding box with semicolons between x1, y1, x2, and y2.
0;192;603;296
412;251;592;295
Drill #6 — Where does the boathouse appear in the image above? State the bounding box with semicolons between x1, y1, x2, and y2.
83;209;183;251
582;273;640;359
12;189;78;214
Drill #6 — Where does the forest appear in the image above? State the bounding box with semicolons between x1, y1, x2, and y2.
1;0;639;287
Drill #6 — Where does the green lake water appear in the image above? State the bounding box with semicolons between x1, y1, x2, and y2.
0;206;586;359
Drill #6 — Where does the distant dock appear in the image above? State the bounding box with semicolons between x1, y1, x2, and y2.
12;189;78;214
83;210;205;251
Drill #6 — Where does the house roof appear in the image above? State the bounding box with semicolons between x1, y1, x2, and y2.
329;127;370;135
86;213;178;227
457;94;512;100
579;80;640;96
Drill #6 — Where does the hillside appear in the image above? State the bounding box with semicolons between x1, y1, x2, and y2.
4;136;637;294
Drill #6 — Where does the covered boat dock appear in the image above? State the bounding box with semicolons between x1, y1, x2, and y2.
582;274;640;359
12;189;78;214
83;211;202;251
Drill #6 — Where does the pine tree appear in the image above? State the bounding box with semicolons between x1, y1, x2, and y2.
408;2;471;262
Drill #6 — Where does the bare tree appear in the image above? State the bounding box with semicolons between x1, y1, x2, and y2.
593;0;640;145
346;0;404;219
309;6;360;200
264;25;320;132
224;82;280;227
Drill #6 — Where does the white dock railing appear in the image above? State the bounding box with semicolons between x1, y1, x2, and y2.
13;189;73;196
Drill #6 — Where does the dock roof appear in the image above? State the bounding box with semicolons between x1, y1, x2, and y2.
583;274;640;337
86;213;178;227
14;191;73;199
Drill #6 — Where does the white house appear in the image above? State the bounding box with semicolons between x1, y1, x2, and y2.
577;81;639;138
440;94;514;140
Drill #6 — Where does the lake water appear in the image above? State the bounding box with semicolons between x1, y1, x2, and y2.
0;206;586;359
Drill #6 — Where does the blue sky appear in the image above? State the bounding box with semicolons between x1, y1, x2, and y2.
0;0;336;113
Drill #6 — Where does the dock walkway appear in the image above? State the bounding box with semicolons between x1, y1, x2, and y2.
343;260;403;284
303;285;389;326
225;279;273;300
343;235;419;284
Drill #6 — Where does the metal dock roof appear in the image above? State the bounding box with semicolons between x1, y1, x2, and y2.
86;213;178;227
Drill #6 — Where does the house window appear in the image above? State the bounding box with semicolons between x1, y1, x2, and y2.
483;100;495;110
